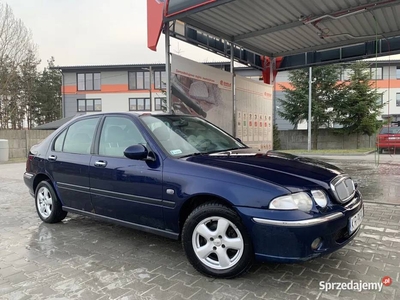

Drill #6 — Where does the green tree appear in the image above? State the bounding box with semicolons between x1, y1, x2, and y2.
333;61;383;148
20;50;40;129
32;57;62;125
278;65;343;149
272;123;281;150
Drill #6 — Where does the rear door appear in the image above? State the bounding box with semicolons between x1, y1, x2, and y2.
46;116;101;211
88;115;164;229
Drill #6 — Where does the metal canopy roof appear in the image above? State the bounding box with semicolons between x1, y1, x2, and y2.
165;0;400;58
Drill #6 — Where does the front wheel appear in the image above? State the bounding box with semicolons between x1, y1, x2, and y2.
35;181;67;223
182;203;253;278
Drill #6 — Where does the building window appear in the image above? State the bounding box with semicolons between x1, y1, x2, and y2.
129;71;150;90
129;98;151;111
77;73;101;91
77;99;102;112
155;97;165;111
342;69;352;81
337;69;343;81
397;93;400;107
377;93;384;106
370;67;383;80
154;71;167;89
397;67;400;79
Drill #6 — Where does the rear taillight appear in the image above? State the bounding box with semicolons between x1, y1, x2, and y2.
26;154;34;172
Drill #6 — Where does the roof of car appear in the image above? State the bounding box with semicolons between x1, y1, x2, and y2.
33;112;198;130
75;112;178;118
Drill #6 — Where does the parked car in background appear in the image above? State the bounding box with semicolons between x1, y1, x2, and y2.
376;124;400;154
24;113;364;278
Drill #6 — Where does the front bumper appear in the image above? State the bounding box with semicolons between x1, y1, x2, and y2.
376;142;400;149
236;193;364;263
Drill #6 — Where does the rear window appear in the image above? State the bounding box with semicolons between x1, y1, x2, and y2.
380;127;400;134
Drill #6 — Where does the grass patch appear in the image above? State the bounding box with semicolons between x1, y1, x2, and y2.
281;148;375;155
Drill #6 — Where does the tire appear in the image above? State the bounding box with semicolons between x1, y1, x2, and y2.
378;148;383;154
182;202;253;278
35;180;67;223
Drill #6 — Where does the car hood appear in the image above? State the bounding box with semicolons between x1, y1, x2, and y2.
185;149;343;192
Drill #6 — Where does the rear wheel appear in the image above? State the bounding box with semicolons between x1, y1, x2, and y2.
35;181;67;223
182;203;253;278
378;148;383;154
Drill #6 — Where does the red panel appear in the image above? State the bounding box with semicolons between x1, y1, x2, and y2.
261;57;283;84
147;0;165;51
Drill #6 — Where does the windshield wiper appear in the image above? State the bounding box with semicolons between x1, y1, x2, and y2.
207;147;248;154
179;146;248;158
179;152;205;158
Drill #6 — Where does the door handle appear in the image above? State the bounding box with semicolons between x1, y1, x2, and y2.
48;155;57;161
94;160;107;167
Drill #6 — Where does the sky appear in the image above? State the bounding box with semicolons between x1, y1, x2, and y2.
6;0;228;69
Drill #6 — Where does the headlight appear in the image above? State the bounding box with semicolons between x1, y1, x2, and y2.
311;190;328;208
269;192;313;212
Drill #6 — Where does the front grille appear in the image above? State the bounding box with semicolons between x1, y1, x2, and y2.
330;175;356;204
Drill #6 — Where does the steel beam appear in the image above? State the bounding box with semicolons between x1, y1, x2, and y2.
170;24;400;72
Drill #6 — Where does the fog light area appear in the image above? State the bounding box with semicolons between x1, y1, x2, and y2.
311;237;322;250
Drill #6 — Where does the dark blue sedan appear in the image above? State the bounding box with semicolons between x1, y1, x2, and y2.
24;113;364;278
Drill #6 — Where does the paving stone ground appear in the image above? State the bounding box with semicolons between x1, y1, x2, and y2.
0;162;399;300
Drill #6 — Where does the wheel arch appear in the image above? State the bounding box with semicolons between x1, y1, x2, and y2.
33;173;52;193
33;173;62;203
179;194;236;234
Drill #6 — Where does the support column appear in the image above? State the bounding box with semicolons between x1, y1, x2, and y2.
149;65;153;108
231;42;236;136
270;57;276;150
308;66;312;151
165;22;172;113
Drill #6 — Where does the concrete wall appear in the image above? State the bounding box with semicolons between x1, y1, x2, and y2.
278;129;377;150
0;128;377;159
0;130;54;159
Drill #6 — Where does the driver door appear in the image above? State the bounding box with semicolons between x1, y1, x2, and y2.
89;115;164;229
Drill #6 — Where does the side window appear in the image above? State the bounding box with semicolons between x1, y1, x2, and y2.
53;130;67;152
99;117;146;157
63;118;100;154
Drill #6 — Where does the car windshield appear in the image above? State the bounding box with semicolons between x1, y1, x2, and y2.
380;127;400;134
141;115;247;157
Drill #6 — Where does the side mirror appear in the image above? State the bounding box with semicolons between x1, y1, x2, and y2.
124;144;149;160
236;137;242;143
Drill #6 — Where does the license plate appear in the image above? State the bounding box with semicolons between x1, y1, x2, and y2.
348;208;364;234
